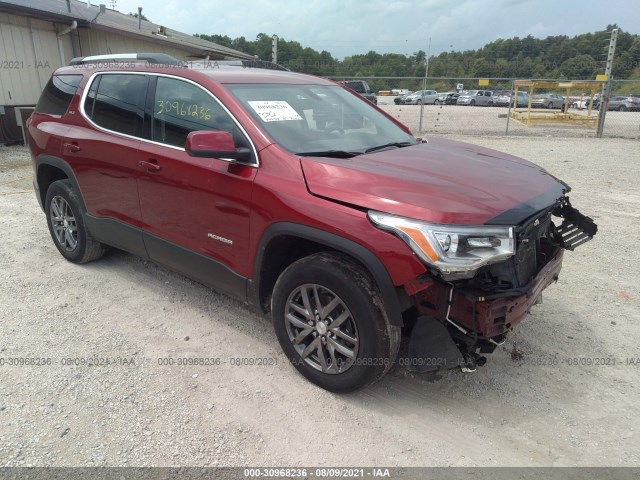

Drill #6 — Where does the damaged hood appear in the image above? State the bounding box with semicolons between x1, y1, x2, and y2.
300;138;567;225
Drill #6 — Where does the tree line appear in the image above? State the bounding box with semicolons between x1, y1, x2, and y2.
196;26;640;93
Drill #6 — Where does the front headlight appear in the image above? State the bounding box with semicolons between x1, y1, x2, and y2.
368;211;515;279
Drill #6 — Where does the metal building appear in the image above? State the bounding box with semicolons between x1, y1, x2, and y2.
0;0;253;143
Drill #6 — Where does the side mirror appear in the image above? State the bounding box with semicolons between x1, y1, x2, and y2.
185;130;251;162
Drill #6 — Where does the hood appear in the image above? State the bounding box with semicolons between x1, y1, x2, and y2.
300;138;567;225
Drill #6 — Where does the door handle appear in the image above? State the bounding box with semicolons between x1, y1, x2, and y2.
64;142;81;153
138;159;162;172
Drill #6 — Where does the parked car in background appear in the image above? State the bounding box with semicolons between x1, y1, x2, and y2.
436;91;459;105
492;91;511;107
391;88;410;96
403;89;438;105
570;99;591;110
511;91;531;108
456;90;493;106
394;91;413;105
570;95;600;110
607;95;640;111
531;93;566;109
339;80;377;105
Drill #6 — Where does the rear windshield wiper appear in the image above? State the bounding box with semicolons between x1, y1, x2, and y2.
365;141;414;154
297;150;361;158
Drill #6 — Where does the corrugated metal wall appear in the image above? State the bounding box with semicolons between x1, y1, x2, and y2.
77;28;195;62
0;13;71;106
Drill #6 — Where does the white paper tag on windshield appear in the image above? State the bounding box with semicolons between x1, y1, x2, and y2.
248;101;303;122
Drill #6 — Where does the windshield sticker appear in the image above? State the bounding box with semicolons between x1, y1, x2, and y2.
248;101;303;122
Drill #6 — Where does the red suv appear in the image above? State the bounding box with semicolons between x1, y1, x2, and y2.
27;53;597;392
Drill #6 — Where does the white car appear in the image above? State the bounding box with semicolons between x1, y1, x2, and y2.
570;98;597;110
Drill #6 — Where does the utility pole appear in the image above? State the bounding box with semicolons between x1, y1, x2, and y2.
271;35;278;64
418;37;431;133
597;28;618;138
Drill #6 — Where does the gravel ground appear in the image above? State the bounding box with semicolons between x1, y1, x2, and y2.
1;131;639;467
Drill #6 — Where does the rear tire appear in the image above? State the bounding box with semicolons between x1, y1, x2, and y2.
619;105;627;112
271;252;400;392
45;180;106;264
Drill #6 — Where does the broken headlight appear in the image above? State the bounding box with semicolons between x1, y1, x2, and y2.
368;211;515;279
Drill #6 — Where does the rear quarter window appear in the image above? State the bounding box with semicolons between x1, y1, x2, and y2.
84;74;148;137
35;75;83;115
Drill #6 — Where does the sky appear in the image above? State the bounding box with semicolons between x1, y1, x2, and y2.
110;0;640;59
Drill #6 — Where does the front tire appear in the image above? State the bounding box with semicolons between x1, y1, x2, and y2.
45;180;106;264
271;252;400;392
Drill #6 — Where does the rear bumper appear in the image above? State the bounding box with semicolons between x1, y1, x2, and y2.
413;249;564;340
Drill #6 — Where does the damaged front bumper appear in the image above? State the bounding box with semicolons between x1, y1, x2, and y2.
415;247;563;340
402;197;597;373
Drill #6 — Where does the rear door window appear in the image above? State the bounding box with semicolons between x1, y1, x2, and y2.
84;74;148;137
35;75;83;115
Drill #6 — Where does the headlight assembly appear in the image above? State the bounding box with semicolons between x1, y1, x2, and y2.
368;211;515;279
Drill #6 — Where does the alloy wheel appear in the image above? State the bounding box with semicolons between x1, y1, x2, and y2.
284;284;359;374
50;196;78;252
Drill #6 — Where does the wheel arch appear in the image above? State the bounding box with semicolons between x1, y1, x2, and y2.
249;223;404;327
35;156;86;213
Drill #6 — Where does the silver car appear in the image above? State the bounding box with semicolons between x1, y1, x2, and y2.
456;90;493;106
531;93;565;109
403;89;438;105
608;95;640;111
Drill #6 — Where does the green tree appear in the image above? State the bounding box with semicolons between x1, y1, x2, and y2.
558;54;598;79
191;27;640;80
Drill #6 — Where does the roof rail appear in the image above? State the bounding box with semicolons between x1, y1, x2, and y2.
69;53;183;66
188;59;289;71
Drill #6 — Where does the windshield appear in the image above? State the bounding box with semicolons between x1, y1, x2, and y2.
226;84;416;155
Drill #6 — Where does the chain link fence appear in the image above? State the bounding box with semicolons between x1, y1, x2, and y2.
330;77;640;139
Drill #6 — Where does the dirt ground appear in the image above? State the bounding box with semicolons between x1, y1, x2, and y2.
1;130;639;467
